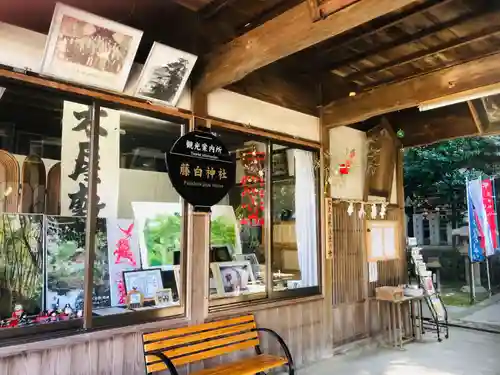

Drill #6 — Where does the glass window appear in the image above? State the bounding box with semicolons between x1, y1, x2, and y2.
0;81;90;334
210;128;267;304
91;107;185;322
271;144;320;293
207;126;321;307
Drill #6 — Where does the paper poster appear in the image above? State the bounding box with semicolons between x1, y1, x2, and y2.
61;101;120;218
132;202;182;269
106;218;141;306
45;216;110;310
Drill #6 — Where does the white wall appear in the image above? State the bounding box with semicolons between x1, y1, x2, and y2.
0;22;319;140
329;126;398;204
207;89;320;142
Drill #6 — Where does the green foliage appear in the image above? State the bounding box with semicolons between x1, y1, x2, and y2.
404;136;500;224
210;216;237;249
144;214;181;267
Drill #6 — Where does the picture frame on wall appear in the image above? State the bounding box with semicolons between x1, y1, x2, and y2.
134;42;197;107
41;3;143;92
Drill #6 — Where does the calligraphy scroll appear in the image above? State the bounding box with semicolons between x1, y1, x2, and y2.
61;101;120;217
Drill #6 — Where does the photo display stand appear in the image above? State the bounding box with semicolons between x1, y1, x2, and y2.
408;246;449;342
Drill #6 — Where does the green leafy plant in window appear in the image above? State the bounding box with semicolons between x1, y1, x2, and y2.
144;213;181;267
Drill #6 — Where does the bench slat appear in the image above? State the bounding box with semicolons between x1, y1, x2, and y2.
146;339;260;373
143;315;255;343
192;354;287;375
144;322;257;353
145;331;258;364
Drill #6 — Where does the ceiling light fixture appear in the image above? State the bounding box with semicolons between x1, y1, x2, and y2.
418;84;500;112
349;91;356;97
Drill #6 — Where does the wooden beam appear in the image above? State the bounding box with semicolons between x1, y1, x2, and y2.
468;100;484;134
306;0;321;21
322;52;500;128
318;0;361;19
195;0;419;93
388;104;479;147
174;0;215;11
227;67;318;115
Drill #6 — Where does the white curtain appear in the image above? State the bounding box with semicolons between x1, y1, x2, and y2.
294;150;318;287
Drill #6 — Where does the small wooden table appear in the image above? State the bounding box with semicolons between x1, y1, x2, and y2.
377;295;424;350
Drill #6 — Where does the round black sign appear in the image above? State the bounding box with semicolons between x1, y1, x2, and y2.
166;131;236;211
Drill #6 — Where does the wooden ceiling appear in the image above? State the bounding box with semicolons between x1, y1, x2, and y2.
4;0;500;145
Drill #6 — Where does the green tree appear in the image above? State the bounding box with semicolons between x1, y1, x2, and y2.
404;136;500;227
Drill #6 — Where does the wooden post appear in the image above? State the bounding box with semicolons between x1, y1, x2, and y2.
83;103;101;330
320;108;334;350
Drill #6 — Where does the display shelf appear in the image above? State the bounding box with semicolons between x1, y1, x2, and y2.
407;246;449;342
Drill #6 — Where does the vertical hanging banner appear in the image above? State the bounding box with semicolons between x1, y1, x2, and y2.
482;178;499;251
467;179;486;262
325;197;334;259
61;101;120;218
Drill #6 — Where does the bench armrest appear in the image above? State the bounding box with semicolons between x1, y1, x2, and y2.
150;351;179;375
252;327;295;370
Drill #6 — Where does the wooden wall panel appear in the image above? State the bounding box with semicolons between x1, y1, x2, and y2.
332;203;365;305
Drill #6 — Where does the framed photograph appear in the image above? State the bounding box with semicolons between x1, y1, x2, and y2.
154;288;173;307
41;3;143;92
134;42;197;107
173;265;181;300
211;261;256;296
272;150;288;177
210;244;233;263
233;253;261;278
126;289;144;309
123;268;163;301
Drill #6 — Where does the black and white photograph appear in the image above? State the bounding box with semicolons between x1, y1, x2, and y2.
233;253;261;278
134;42;197;107
41;3;143;91
154;288;173;307
211;261;255;295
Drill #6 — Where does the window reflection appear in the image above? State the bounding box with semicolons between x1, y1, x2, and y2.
271;144;319;292
210;128;267;301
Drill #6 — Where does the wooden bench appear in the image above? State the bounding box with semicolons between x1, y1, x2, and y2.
142;314;294;375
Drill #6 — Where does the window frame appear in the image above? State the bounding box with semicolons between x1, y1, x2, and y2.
0;76;190;340
205;123;322;312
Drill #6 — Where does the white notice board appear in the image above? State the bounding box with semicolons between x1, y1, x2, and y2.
367;220;399;261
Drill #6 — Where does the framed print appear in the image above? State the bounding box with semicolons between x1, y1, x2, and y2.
41;3;143;92
211;261;256;296
126;289;144;309
233;253;261;278
123;268;163;301
134;42;197;107
154;288;173;307
210;245;233;263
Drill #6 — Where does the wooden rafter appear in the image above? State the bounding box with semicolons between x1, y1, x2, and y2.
316;0;455;59
322;52;500;128
194;0;419;94
344;10;500;82
327;9;493;75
